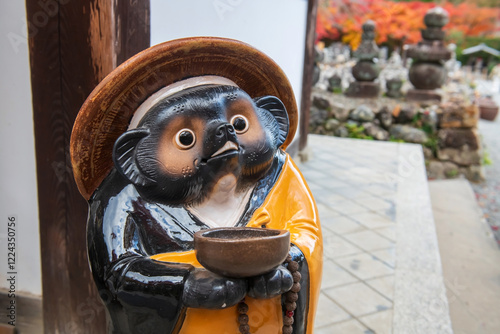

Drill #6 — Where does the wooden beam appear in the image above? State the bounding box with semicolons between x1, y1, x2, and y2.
114;0;151;65
299;0;319;152
26;0;150;332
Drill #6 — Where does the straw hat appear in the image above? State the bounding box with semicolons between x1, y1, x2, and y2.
70;37;298;200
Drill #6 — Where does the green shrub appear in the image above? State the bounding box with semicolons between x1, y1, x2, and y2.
389;136;405;143
423;136;439;156
482;151;493;166
345;123;373;140
445;169;459;178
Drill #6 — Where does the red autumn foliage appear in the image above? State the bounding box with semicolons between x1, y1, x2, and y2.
317;0;500;50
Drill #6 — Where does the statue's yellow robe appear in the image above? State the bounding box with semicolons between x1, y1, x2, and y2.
152;155;323;333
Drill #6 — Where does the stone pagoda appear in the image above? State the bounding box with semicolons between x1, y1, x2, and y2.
345;20;380;98
383;51;406;98
407;7;452;101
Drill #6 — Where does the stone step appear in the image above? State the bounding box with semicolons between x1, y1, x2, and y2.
429;179;500;333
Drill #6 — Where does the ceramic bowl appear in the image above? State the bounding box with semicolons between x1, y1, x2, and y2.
194;227;290;278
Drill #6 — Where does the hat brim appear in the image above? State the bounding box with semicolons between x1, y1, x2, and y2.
70;37;298;200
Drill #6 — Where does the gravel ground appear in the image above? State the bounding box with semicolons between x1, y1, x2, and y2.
470;79;500;245
471;119;500;245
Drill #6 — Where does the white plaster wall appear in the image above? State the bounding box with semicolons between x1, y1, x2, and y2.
151;0;308;145
0;1;42;296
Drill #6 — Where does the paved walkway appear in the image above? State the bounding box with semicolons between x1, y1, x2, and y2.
297;135;451;333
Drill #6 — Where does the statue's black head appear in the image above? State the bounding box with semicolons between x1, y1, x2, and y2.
113;85;289;206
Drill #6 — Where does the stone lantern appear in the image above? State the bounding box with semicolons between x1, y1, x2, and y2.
382;51;406;98
407;7;451;101
345;20;380;98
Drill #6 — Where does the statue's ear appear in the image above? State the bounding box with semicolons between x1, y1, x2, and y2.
113;128;156;187
254;96;289;147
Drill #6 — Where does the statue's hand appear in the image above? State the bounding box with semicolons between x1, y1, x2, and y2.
247;265;293;299
182;268;247;309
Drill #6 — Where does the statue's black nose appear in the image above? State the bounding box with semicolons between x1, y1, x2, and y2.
215;123;235;138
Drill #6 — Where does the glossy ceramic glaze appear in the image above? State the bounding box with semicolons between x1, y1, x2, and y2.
71;37;322;334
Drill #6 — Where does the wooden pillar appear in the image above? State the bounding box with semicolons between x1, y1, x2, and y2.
114;0;151;65
299;0;319;152
25;0;150;332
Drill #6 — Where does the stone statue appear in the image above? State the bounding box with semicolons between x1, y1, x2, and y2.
345;20;381;98
70;37;322;334
407;7;452;101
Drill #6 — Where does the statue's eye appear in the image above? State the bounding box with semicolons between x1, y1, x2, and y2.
175;129;196;149
230;115;249;134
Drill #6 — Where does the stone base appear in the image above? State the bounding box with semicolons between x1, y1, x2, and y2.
437;128;481;166
460;165;485;183
439;98;479;128
479;104;498;121
386;90;403;98
406;89;441;102
477;98;499;121
345;81;380;98
426;160;484;182
437;148;481;166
